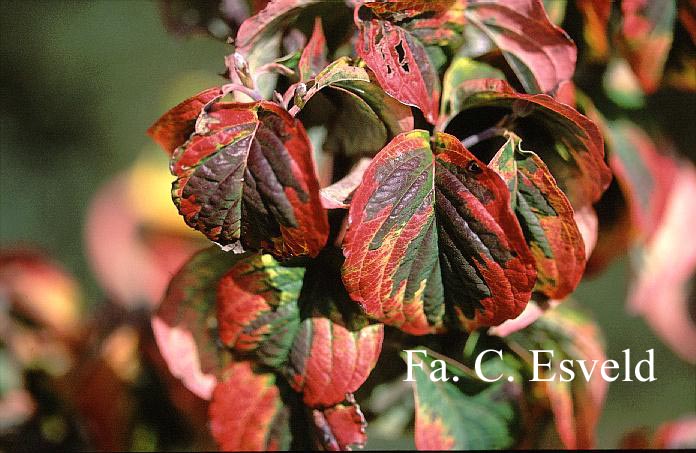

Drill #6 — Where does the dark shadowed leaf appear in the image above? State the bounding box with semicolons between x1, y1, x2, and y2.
439;79;610;209
151;247;235;400
441;57;505;118
342;130;536;334
404;349;518;450
291;57;414;157
209;361;291;451
489;133;585;299
147;87;223;155
171;100;328;258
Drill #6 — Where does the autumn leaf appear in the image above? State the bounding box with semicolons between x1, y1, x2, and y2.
627;162;696;364
405;349;518;450
147;87;223;155
215;249;384;408
170;100;329;258
217;253;303;369
489;133;585;299
342;130;536;334
618;0;677;93
288;316;383;407
0;249;82;339
460;0;577;95
606;120;679;241
511;303;607;449
209;361;291;451
299;18;328;82
312;397;368;450
354;1;447;123
291;57;414;157
151;247;235;400
439;79;610;209
576;0;612;61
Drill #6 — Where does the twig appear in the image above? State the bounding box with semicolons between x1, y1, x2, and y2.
221;83;262;101
460;126;507;148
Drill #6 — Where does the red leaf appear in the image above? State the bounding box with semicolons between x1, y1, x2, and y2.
354;3;442;123
606;120;679;241
0;249;82;339
288;317;383;407
627;163;696;363
462;0;577;95
236;0;320;56
619;0;676;93
299;18;328;81
342;130;536;334
489;133;586;299
312;397;367;450
147;87;222;155
576;0;612;61
209;361;290;451
171;101;329;258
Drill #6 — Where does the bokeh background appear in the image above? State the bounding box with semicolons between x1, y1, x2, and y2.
1;1;694;450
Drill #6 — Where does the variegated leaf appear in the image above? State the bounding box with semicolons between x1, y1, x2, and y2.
209;361;291;451
438;79;611;209
489;133;585;299
171;101;329;258
151;247;235;400
342;130;536;334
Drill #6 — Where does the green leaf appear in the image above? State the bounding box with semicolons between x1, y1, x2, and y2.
404;349;517;450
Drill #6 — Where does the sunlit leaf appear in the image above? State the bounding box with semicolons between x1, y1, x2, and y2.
462;0;577;95
171;100;329;258
288;316;383;407
342;130;536;334
299;18;328;82
354;1;452;123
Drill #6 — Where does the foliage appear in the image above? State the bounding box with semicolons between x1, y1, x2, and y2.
2;0;695;451
141;0;696;450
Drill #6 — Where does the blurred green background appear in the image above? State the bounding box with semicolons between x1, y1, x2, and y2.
1;1;693;449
